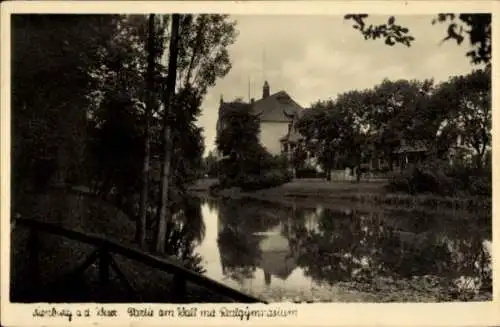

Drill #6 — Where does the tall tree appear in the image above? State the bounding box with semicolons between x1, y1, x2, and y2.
143;14;237;253
296;103;346;180
11;15;120;194
85;15;149;213
367;78;434;170
215;103;272;186
334;89;375;181
156;14;181;254
298;78;437;177
176;15;238;95
432;69;491;168
137;14;157;248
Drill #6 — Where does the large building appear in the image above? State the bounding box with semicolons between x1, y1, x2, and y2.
216;81;304;157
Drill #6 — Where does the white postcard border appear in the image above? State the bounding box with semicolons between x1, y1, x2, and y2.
1;1;499;326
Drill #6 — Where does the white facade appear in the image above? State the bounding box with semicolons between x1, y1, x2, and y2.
259;121;289;156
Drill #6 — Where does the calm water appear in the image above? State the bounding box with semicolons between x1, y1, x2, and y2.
190;197;491;302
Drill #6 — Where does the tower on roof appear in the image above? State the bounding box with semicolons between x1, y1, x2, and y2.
263;81;270;99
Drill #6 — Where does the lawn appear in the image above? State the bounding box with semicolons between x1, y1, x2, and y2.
190;178;490;211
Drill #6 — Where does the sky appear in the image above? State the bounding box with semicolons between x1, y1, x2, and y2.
197;15;477;156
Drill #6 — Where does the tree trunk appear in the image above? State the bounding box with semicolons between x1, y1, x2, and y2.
155;14;181;254
136;14;156;248
475;144;487;170
355;158;362;183
325;166;331;181
475;153;484;170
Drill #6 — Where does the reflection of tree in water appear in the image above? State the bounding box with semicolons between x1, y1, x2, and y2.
218;226;261;281
387;208;492;290
217;198;284;284
160;196;206;274
293;208;380;282
294;207;491;289
442;236;492;291
204;197;219;215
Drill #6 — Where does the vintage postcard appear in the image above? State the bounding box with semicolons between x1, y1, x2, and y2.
1;1;499;326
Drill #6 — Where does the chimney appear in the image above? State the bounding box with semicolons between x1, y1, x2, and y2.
220;94;224;106
262;81;270;98
250;98;255;104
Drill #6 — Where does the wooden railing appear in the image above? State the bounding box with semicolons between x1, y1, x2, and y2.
15;218;266;303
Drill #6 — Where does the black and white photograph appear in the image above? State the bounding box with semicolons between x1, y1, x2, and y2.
2;1;495;323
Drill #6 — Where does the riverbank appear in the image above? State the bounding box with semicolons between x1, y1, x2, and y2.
10;190;235;303
12;188;490;303
243;275;491;303
190;178;491;212
191;183;491;303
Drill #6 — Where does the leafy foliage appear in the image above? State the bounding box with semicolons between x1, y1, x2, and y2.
387;159;491;196
433;69;491;168
297;67;490;190
296;103;345;179
344;14;415;47
11;14;122;192
215;103;291;190
344;13;491;66
176;14;238;95
431;14;491;66
12;13;239;275
202;151;219;178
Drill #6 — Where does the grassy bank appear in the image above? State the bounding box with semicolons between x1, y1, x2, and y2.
190;178;491;211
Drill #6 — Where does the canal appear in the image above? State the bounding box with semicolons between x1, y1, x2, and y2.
10;190;492;303
191;196;492;302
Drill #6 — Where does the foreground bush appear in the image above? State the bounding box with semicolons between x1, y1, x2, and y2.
386;160;491;197
217;169;292;192
239;170;293;191
296;167;325;179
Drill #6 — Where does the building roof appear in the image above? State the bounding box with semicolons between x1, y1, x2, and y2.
251;91;304;122
392;140;428;154
216;86;305;145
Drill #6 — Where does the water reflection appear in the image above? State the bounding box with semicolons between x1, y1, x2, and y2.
192;196;491;301
162;196;206;274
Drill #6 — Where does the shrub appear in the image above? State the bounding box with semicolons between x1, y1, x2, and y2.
469;176;491;196
238;170;293;192
296;167;322;179
217;168;292;192
387;159;492;197
386;169;415;194
267;155;289;170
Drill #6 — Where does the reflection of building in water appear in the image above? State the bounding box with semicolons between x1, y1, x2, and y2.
216;204;330;288
256;206;328;285
218;213;299;287
256;224;297;286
